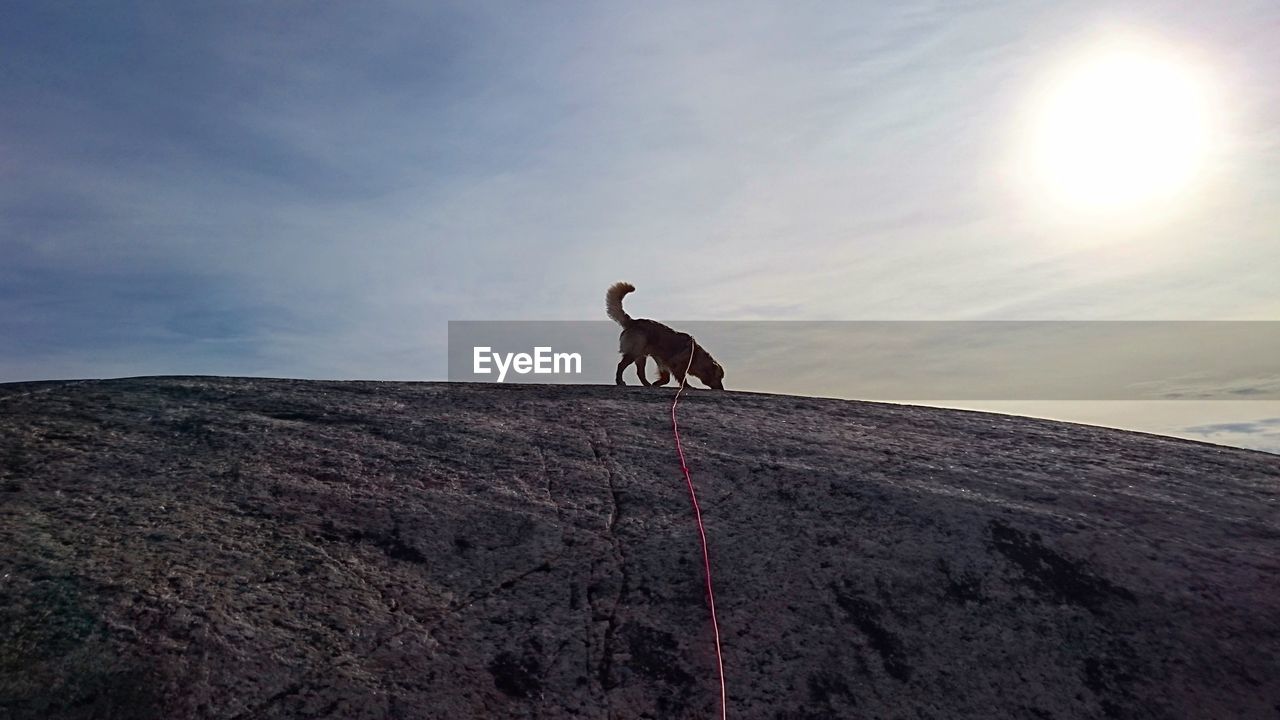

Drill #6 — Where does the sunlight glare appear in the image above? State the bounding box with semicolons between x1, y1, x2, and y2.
1019;35;1218;220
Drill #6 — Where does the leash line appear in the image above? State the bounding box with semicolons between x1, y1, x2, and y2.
671;341;727;720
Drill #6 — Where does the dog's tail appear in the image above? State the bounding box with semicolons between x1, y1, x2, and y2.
606;282;635;326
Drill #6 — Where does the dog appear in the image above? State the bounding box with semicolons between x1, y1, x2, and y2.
606;282;725;390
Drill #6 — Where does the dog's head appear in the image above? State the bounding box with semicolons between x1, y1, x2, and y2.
690;349;725;390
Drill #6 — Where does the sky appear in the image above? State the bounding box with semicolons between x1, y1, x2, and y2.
2;1;1278;450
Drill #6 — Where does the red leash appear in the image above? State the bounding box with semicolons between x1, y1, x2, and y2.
671;342;727;720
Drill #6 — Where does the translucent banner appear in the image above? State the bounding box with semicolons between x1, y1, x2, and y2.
447;321;1280;400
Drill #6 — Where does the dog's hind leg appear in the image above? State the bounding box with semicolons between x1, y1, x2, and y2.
634;356;653;387
615;355;635;386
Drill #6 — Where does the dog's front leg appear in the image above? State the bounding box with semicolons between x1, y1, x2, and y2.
668;351;690;387
652;361;670;387
671;366;687;386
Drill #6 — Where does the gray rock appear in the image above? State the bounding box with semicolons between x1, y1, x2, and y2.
0;377;1276;719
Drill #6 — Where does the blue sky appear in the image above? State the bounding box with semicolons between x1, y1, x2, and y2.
2;1;1278;447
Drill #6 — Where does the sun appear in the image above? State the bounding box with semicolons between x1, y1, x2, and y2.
1018;35;1218;219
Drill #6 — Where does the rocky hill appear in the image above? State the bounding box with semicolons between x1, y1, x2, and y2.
1;377;1277;719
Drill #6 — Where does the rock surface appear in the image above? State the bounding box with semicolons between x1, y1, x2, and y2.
1;377;1277;719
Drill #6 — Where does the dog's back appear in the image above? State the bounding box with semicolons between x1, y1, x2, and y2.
622;318;691;357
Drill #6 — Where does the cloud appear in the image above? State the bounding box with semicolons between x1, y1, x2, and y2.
1;0;1279;386
1181;416;1280;454
1131;373;1280;400
1185;417;1280;436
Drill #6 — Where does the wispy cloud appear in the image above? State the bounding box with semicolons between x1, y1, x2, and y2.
1;0;1278;384
1183;416;1280;454
1186;417;1280;436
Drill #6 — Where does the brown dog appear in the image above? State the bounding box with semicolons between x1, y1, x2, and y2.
606;282;725;390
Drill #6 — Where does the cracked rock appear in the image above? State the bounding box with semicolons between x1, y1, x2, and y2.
1;377;1277;719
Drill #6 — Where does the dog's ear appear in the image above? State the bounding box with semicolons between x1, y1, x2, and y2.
708;360;725;390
